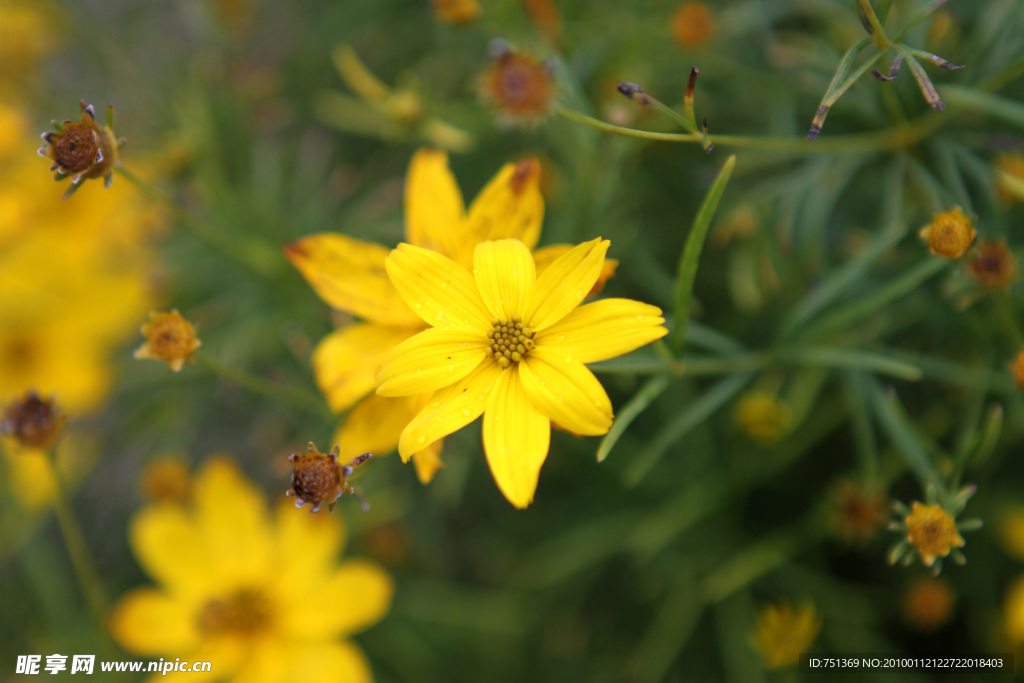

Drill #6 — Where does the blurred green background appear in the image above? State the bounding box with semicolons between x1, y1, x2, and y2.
3;0;1024;680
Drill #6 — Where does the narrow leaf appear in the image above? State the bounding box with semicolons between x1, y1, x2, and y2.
597;376;671;462
670;155;736;354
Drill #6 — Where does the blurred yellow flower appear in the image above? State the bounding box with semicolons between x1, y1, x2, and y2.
918;207;976;259
1005;576;1024;647
902;578;955;631
752;601;821;669
734;391;792;444
671;2;716;49
995;153;1024;204
376;238;667;508
0;101;161;414
286;149;582;484
0;0;60;84
431;0;480;24
109;457;393;683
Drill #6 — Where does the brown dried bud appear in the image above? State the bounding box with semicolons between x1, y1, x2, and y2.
2;391;65;450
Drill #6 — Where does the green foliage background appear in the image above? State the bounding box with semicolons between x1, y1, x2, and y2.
3;0;1024;681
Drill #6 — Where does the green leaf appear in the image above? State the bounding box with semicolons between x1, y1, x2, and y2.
597;376;671;463
623;372;754;487
868;380;947;497
801;257;949;341
670;155;736;355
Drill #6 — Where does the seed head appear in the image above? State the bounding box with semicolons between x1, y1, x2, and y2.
37;100;124;199
286;441;373;513
479;44;557;126
968;239;1016;290
1;391;65;450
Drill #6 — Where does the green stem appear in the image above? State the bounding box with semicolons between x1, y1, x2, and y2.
115;165;283;278
196;353;333;421
42;449;110;639
556;104;935;155
856;0;892;49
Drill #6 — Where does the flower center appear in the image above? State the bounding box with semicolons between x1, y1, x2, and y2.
198;588;272;637
485;315;535;368
54;123;100;174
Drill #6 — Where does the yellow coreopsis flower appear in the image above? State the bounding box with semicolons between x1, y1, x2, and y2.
752;601;821;669
109;457;392;683
375;238;667;508
286;149;612;484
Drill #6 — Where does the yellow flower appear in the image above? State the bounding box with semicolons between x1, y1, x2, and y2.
109;457;392;683
752;601;821;669
902;578;956;631
734;391;791;443
375;237;667;508
0;0;60;84
904;502;966;566
134;309;202;372
431;0;480;24
888;486;979;573
918;207;976;258
479;46;558;126
1005;576;1024;647
1013;349;1024;390
287;149;601;485
995;153;1024;204
38;101;123;199
671;2;716;49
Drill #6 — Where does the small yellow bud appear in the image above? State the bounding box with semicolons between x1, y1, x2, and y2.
918;207;976;258
134;309;202;372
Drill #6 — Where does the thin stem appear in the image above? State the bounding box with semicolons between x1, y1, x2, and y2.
42;448;109;637
115;165;283;278
556;104;937;155
856;0;892;49
196;353;333;421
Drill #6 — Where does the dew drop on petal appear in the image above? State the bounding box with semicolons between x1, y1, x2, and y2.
461;408;472;417
418;435;426;444
431;402;440;408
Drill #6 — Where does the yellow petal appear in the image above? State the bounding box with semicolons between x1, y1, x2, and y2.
523;238;610;331
284;233;421;327
398;359;503;460
412;439;445;483
482;370;550;508
313;323;422;413
385;242;493;330
278;559;394;640
519;348;613;436
234;640;372;683
108;588;199;655
332;392;431;461
404;148;467;259
536;298;667;363
142;638;243;683
461;158;544;263
473;239;536;320
533;244;618;297
192;457;272;589
129;504;208;600
272;498;345;588
376;326;487;397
